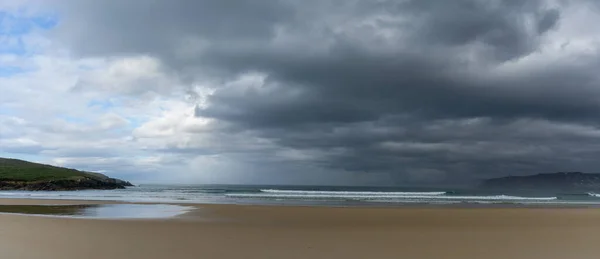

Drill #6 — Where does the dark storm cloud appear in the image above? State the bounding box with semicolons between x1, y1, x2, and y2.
48;0;600;183
197;48;600;127
51;0;292;57
394;0;561;60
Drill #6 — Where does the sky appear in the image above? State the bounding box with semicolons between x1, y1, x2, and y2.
2;0;600;185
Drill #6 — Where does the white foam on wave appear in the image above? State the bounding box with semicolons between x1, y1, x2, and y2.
228;193;558;201
588;192;600;198
260;189;446;196
0;190;203;203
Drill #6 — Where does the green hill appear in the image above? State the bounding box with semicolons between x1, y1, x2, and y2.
0;157;133;191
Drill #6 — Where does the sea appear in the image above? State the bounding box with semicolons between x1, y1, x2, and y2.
1;184;600;207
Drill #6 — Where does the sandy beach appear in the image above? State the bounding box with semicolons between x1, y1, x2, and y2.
1;199;599;259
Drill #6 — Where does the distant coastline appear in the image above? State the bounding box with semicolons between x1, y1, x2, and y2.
481;172;600;190
0;157;133;191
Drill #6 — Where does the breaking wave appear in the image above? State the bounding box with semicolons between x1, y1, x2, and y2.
260;189;446;196
588;192;600;198
227;191;557;201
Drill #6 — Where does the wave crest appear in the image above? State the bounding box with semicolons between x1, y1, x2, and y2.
229;192;557;201
260;189;446;196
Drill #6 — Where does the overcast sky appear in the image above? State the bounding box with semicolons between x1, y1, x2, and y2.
2;0;600;185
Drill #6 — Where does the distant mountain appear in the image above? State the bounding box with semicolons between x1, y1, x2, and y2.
481;172;600;190
0;157;133;191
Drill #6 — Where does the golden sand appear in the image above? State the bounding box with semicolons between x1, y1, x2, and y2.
0;198;598;259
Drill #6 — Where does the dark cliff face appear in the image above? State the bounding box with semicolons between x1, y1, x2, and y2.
481;172;600;190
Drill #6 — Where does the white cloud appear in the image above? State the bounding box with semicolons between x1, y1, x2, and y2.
0;36;291;183
72;55;180;96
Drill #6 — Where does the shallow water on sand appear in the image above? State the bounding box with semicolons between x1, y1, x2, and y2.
0;204;193;219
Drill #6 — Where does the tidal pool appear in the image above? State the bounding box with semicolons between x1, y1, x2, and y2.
0;204;193;219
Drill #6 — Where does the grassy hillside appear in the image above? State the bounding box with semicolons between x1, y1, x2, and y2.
0;157;104;182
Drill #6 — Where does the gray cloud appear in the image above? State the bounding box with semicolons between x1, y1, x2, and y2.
43;0;600;184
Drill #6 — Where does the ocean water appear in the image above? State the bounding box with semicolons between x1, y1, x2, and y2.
1;185;600;207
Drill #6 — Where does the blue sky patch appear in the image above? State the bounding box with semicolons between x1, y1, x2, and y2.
0;11;57;35
30;14;58;30
0;10;58;55
0;65;25;77
88;99;115;110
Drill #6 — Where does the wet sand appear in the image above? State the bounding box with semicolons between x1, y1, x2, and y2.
0;198;599;259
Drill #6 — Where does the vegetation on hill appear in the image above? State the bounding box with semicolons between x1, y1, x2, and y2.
0;157;132;191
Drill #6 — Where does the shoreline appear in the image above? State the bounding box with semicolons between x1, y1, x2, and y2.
2;198;600;258
2;196;600;210
2;184;600;209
